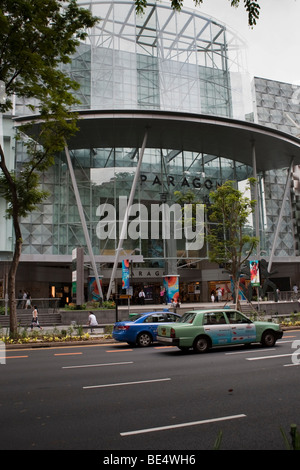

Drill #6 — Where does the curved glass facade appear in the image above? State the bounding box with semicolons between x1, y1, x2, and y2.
13;0;278;309
69;0;252;119
9;0;300;303
18;1;254;266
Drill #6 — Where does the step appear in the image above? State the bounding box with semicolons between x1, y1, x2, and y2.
239;302;258;315
0;313;62;328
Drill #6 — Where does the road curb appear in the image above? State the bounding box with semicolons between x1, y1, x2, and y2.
4;326;299;350
5;337;117;349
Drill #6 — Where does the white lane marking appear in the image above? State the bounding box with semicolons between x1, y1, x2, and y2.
226;348;276;355
283;363;300;367
83;377;171;389
278;340;296;344
62;361;133;369
120;414;246;436
225;341;294;356
246;353;293;361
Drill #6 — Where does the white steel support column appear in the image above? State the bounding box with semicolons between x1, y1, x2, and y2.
268;157;294;273
64;143;103;300
106;129;148;301
252;141;260;255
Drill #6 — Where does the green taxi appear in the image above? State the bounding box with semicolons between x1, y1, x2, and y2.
157;309;283;353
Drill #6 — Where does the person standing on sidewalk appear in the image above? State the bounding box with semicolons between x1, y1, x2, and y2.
139;289;145;305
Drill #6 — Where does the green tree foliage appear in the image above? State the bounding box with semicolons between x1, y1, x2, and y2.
207;180;258;308
135;0;260;26
174;189;203;231
0;0;98;336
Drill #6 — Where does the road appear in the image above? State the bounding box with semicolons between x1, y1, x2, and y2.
1;330;300;452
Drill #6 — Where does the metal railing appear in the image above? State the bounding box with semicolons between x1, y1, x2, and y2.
267;291;299;302
0;298;60;314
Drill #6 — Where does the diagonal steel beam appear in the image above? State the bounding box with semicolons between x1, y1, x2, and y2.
268;157;294;272
64;142;103;300
106;128;148;300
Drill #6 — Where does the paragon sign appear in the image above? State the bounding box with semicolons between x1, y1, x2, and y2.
96;196;205;250
140;173;214;189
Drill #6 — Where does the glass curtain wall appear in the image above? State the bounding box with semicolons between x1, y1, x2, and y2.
19;1;255;266
69;0;251;118
20;147;253;264
254;77;300;257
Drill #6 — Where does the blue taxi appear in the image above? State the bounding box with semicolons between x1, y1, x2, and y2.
113;310;180;346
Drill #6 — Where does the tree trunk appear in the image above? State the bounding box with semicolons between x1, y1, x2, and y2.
0;144;22;337
8;193;23;337
234;278;241;311
8;236;22;337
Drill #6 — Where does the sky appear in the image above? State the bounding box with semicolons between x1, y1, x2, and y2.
184;0;300;85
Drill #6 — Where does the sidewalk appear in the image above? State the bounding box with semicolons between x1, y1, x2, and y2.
28;302;224;337
5;302;298;350
30;324;109;337
41;300;286;333
6;300;296;337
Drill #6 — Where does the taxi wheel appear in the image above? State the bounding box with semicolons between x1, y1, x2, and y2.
137;332;152;347
261;330;276;347
193;335;210;353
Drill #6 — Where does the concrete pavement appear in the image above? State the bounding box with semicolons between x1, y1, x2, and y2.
38;299;294;335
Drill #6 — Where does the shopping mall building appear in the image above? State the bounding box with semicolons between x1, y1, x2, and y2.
1;0;300;305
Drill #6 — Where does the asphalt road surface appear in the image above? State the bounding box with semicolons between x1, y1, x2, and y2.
1;330;300;452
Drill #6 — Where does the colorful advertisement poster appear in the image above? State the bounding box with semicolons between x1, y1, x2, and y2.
249;260;260;286
122;259;130;289
88;276;103;301
230;277;246;300
163;275;179;304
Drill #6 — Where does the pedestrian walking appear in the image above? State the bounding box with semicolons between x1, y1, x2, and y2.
25;292;31;309
293;284;298;300
160;288;166;304
31;306;43;330
22;290;27;309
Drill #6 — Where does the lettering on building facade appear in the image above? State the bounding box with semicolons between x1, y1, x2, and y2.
140;174;215;189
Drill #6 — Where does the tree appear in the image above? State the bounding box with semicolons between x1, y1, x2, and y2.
207;180;258;309
135;0;260;26
0;0;98;337
174;189;203;230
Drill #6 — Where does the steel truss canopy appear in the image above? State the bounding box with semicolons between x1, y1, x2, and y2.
15;110;300;172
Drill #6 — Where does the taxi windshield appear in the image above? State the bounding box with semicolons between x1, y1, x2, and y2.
178;312;196;323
